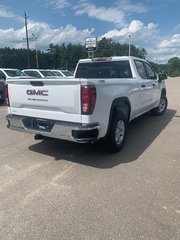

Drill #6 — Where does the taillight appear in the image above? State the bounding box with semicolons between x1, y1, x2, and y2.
81;85;96;115
4;84;10;106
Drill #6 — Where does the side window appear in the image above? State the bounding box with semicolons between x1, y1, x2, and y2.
26;71;41;78
144;62;157;80
0;71;6;80
30;71;41;77
135;60;147;79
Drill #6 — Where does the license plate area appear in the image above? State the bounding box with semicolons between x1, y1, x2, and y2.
23;117;54;132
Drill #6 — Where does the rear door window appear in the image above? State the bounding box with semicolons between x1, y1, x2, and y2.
40;70;56;77
25;71;41;78
144;62;157;79
134;60;147;79
135;60;157;80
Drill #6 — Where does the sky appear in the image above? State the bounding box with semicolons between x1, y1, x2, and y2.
0;0;180;63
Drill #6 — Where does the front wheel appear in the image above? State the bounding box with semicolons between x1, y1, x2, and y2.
150;95;168;116
106;112;127;153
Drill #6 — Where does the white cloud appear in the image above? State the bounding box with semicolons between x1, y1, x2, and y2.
99;20;180;63
115;0;148;13
148;34;180;63
74;0;147;27
44;0;70;10
0;4;15;18
173;24;180;33
27;21;94;48
100;20;180;63
157;34;180;49
0;20;94;50
129;20;143;32
101;20;159;45
0;5;28;26
74;0;126;26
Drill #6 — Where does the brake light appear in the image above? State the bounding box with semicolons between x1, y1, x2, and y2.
4;84;10;106
81;85;96;115
92;57;112;62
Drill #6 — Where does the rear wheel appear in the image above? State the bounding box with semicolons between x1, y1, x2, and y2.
151;95;168;116
106;112;127;153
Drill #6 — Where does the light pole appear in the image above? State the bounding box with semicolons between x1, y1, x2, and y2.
32;34;39;69
128;34;131;56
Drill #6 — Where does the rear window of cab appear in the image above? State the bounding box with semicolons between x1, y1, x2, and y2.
75;61;132;79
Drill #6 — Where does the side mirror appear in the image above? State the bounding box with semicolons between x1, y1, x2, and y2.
158;73;167;82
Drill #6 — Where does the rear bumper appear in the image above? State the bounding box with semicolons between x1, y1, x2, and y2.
6;114;100;143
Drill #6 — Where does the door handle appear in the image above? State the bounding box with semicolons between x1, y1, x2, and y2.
141;84;146;88
152;83;156;86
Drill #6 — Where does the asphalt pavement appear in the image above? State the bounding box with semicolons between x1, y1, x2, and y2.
0;77;180;240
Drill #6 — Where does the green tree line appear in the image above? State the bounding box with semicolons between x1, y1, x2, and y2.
0;37;179;76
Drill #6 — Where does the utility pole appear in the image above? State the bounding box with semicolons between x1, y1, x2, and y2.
32;34;39;69
24;12;30;68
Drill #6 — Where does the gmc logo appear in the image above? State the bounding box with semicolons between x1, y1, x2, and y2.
27;90;48;96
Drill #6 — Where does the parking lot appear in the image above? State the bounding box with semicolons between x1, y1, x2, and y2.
0;77;180;240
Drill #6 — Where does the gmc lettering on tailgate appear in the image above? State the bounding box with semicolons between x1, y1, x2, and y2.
27;90;48;96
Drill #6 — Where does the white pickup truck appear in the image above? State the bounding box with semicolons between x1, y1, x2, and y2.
6;56;168;152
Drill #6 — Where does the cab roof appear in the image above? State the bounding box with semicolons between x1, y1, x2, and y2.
78;56;146;63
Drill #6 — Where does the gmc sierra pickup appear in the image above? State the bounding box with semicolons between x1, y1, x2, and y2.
6;56;168;152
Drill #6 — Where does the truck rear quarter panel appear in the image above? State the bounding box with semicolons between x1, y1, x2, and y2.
80;78;139;138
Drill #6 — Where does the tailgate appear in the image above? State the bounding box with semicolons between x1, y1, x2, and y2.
7;78;82;122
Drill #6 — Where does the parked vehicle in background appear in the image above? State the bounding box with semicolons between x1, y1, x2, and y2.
22;69;57;78
50;69;74;77
0;68;28;81
0;68;30;103
6;56;168;152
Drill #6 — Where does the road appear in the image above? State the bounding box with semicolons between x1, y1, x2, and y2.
0;77;180;240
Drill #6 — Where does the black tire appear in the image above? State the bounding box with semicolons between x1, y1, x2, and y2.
150;95;168;116
106;112;127;153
